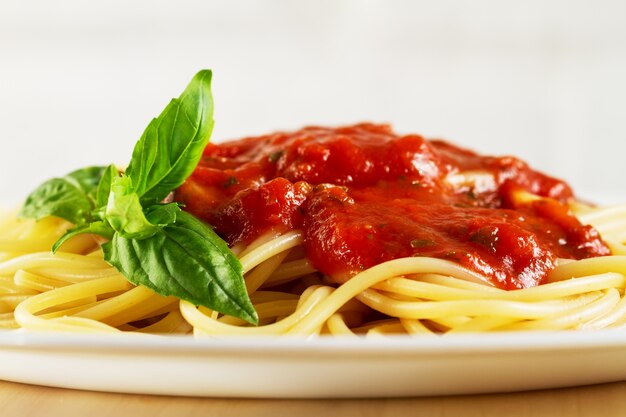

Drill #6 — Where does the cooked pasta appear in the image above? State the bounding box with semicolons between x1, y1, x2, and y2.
2;202;625;337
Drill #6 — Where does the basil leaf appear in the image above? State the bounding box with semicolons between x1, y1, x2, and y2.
102;210;257;325
145;203;181;226
67;166;107;196
52;221;114;253
126;70;214;205
96;164;119;208
106;176;159;239
20;166;106;225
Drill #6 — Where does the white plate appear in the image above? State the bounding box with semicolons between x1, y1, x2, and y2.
1;330;625;398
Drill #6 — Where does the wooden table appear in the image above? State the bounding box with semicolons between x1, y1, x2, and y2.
1;380;625;417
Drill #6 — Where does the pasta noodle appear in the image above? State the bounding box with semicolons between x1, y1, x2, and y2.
1;202;626;337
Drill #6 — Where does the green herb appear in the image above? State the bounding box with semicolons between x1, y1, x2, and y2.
224;176;238;188
20;70;258;325
20;166;106;225
125;70;215;206
52;221;113;253
267;150;284;163
443;251;462;262
96;164;118;208
103;211;255;323
410;238;435;248
469;227;499;252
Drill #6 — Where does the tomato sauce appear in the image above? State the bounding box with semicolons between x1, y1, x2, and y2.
175;123;609;289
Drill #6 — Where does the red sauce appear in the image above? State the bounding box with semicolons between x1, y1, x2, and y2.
176;123;609;289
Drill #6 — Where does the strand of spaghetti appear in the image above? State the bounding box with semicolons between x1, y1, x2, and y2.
14;275;131;332
428;315;472;330
549;256;626;281
0;295;31;310
229;242;246;257
0;275;38;294
244;250;291;294
0;252;111;276
501;289;621;331
0;253;19;263
579;292;626;329
237;232;283;258
609;320;626;330
179;286;334;336
366;321;406;337
1;217;97;256
128;299;182;322
0;233;96;256
326;313;359;337
39;301;99;319
238;230;303;274
134;310;192;334
36;316;122;332
53;233;100;256
29;267;120;282
0;312;17;329
75;285;155;321
13;217;63;241
446;316;523;333
356;288;604;319
377;272;626;302
0;301;13;314
250;291;300;303
0;239;62;253
208;286;330;335
416;274;501;292
597;217;626;233
264;258;318;286
103;294;179;327
609;242;626;255
286;257;488;335
336;298;370;316
400;318;436;335
218;300;299;325
351;318;401;333
13;270;71;292
598;227;626;243
576;205;626;225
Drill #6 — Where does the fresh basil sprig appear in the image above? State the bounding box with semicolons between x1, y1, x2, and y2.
21;166;107;226
126;70;214;206
20;70;258;325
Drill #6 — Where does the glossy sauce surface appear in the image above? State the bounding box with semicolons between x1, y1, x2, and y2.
176;124;609;289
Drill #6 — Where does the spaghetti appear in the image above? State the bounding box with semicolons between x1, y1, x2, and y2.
1;179;626;336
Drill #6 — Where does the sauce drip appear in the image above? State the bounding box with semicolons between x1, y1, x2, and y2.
176;123;609;289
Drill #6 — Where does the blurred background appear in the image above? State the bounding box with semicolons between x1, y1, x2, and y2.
0;0;624;204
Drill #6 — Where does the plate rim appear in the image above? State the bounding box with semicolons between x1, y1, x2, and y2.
2;329;626;356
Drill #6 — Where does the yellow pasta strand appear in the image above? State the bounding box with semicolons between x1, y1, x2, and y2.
14;276;131;332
